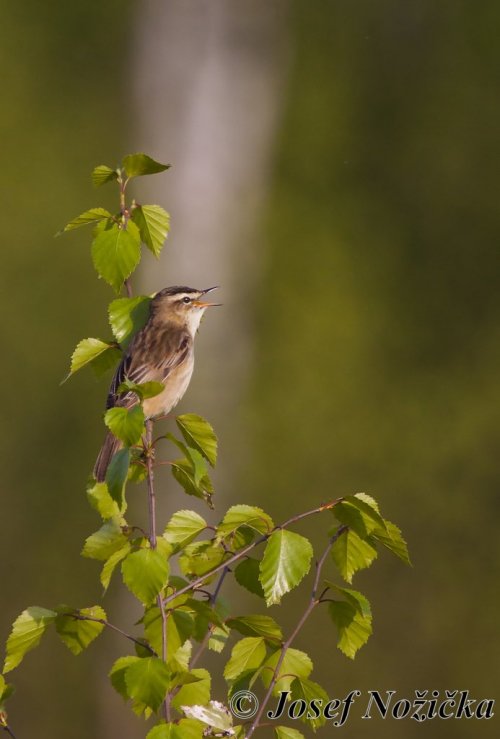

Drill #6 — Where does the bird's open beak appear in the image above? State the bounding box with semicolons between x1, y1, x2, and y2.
194;286;222;307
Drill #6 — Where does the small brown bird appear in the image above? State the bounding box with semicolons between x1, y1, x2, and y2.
94;285;219;481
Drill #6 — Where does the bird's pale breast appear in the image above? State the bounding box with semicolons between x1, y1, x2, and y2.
142;352;195;419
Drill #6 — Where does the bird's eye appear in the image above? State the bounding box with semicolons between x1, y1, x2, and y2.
183;296;191;304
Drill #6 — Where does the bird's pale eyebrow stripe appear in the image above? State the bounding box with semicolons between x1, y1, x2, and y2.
176;293;195;301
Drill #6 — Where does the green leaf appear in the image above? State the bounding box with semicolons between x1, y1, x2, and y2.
132;204;170;257
208;625;230;653
65;338;118;381
170;640;193;671
171;459;214;508
176;720;205;739
4;607;57;673
177;721;206;739
182;702;233;733
163;510;207;549
146;720;204;739
260;648;313;694
354;492;380;511
217;505;274;541
171;668;211;710
0;673;14;712
143;607;194;659
118;380;165;400
89;344;122;378
155;535;173;558
176;414;217;467
226;615;282;641
371;520;411;565
171;670;204;692
92;164;118;187
129;454;148;484
327;584;372;619
328;600;372;659
55;605;106;655
105;406;145;446
331;528;377;583
186;602;226;644
121;548;169;605
185;448;208;487
153;537;172;563
110;655;160;718
234;558;265;598
333;495;386;538
82;519;128;561
182;600;226;642
109;655;140;699
291;677;330;730
124;656;170;712
106;448;130;506
162;576;191;609
60;207;112;234
146;724;172;739
224;637;267;681
86;481;121;520
108;295;151;348
100;542;131;591
0;684;15;711
227;668;258;699
166;435;210;490
275;727;306;739
179;541;226;578
91;220;141;293
259;530;313;606
122;153;170;178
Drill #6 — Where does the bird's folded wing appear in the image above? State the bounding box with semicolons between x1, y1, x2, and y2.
107;325;192;409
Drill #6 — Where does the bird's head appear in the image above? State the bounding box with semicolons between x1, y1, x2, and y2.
151;285;220;334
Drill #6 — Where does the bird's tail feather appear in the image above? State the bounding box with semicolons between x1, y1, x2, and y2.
94;432;122;482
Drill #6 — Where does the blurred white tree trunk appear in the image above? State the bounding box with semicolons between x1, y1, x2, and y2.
133;0;290;424
98;2;290;736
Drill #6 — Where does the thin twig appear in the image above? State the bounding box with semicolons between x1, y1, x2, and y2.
71;614;157;656
190;625;215;670
311;525;347;596
124;278;132;298
145;419;170;720
212;563;230;602
145;420;157;549
168;565;231;707
157;599;168;664
158;594;171;721
2;725;18;739
190;565;230;668
163;500;342;608
193;589;213;599
246;525;347;737
118;172;126;213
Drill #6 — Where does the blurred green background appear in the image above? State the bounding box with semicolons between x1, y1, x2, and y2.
1;1;499;737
